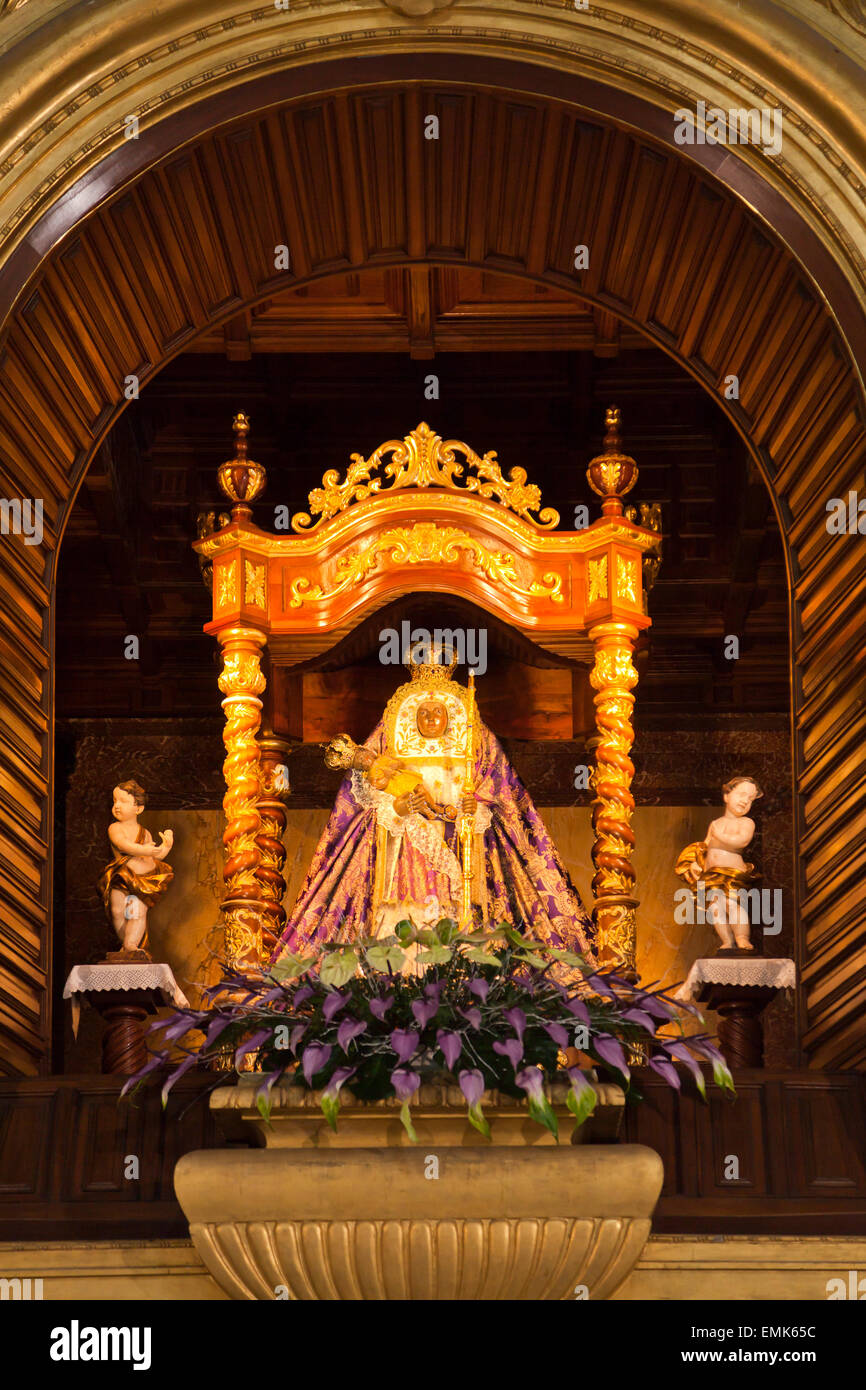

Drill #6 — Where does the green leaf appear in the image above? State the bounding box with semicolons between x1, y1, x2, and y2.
320;948;359;988
467;1101;491;1140
514;950;548;969
528;1094;559;1141
459;946;503;967
414;944;453;966
394;920;414;945
320;1090;340;1133
399;1098;418;1143
566;1083;597;1129
365;944;406;973
461;928;509;945
547;948;589;969
504;927;530;948
435;918;459;943
269;953;313;982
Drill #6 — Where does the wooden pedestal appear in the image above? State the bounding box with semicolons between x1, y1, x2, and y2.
88;987;163;1075
697;982;777;1068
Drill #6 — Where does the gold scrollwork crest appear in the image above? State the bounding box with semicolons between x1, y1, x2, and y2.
290;422;559;532
288;523;564;609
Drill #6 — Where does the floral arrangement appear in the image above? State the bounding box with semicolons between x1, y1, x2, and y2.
126;919;734;1141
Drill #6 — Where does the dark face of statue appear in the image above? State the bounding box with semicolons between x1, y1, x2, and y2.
416;700;449;739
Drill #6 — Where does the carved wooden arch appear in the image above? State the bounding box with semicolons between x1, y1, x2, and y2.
0;76;863;1070
195;416;658;970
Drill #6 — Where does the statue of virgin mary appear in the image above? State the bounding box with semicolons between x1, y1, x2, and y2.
273;654;595;960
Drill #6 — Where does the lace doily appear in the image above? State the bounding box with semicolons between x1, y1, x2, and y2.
675;956;796;1002
64;963;189;1037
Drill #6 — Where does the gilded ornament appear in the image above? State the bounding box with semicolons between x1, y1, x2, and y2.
217;414;267;518
590;648;638;689
586;407;638;517
290;423;559;532
217;560;238;609
288;523;563;609
616;556;638;604
587;555;608;604
244;560;266;608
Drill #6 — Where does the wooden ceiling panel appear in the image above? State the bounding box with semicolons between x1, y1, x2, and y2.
282;102;352;273
351;91;408;260
422;90;473;257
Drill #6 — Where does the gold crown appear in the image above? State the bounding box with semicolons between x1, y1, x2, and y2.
324;733;358;771
403;641;459;682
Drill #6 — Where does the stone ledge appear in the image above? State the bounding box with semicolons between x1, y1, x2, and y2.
2;1235;865;1301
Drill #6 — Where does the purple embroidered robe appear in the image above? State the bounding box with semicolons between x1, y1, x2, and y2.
273;720;595;960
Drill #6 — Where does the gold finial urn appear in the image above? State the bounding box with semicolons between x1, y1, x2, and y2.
586;407;638;517
217;413;267;521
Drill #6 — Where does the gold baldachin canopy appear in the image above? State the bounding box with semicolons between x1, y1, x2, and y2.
290;422;560;532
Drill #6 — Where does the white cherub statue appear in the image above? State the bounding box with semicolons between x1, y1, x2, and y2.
97;780;174;961
675;774;763;951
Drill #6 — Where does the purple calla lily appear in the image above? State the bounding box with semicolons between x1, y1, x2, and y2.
493;1038;523;1070
543;1021;570;1048
566;1065;593;1096
436;1030;462;1070
391;1068;421;1102
468;979;489;1003
633;992;675;1020
457;1005;481;1030
323;990;350;1022
593;1033;630;1078
621;1008;656;1034
323;1065;356;1098
337;1018;367;1053
411;998;439;1029
515;1066;545;1100
504;1007;526;1039
458;1069;485;1107
294;986;314;1005
565;997;591;1024
302;1041;332;1085
649;1056;681;1089
289;1023;307;1054
369;994;393;1021
424;981;443;1002
587;974;618;1000
234;1028;272;1063
390;1028;420;1063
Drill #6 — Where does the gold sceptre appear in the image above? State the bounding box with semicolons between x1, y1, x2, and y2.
460;672;477;931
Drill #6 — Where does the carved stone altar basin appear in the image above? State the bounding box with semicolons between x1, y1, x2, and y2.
174;1080;664;1300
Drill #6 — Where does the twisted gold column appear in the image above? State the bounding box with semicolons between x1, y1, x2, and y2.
589;620;639;975
218;626;267;969
255;735;291;959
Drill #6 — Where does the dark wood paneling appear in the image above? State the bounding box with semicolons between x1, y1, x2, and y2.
624;1069;866;1234
0;1076;229;1240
